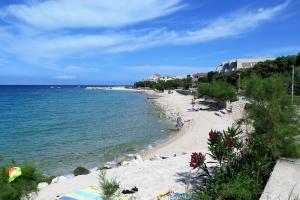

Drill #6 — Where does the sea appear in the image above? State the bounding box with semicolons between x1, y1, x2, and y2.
0;85;174;176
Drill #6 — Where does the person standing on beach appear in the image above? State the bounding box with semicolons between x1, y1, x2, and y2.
191;98;196;111
176;112;183;131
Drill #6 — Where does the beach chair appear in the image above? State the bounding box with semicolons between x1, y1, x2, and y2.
60;186;133;200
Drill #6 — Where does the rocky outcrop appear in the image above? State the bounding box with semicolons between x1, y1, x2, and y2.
73;166;90;176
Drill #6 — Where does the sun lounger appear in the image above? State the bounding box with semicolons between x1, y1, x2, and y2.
220;109;228;114
214;111;223;116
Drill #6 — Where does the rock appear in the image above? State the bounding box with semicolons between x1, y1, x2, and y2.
51;176;66;184
150;154;161;161
47;176;56;184
120;161;131;166
182;152;187;155
160;156;169;159
173;154;177;157
135;154;142;162
73;166;90;176
38;182;49;189
100;161;117;170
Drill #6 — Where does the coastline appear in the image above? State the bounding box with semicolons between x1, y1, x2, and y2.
35;87;236;200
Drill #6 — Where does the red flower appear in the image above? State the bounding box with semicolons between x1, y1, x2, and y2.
209;130;221;144
224;133;235;148
265;135;273;143
190;152;205;169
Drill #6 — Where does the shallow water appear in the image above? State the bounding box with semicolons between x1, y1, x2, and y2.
0;86;174;176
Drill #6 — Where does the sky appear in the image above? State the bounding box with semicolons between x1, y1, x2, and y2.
0;0;299;85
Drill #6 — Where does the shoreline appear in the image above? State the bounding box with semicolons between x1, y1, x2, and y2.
35;87;236;200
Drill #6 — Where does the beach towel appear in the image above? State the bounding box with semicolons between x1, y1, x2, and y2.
8;167;22;182
60;186;133;200
156;190;185;200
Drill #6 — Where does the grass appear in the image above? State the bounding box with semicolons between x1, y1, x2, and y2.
98;171;120;200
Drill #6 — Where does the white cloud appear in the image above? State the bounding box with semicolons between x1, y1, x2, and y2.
1;0;184;29
54;75;75;80
0;1;290;69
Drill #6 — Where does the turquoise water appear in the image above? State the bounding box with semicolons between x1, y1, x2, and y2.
0;86;174;176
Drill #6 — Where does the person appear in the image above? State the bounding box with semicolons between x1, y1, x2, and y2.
191;98;196;111
176;112;183;131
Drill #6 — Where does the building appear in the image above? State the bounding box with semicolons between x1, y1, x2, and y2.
216;57;274;73
143;74;176;82
143;74;190;82
192;72;208;82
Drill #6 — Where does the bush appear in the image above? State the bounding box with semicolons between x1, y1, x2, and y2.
243;74;300;158
189;127;275;200
0;163;47;200
197;81;237;102
99;171;120;200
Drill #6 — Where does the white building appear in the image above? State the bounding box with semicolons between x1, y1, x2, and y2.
217;57;275;73
143;74;188;82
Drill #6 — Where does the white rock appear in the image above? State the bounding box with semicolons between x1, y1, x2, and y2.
51;176;66;184
38;182;49;189
135;154;142;162
150;154;162;161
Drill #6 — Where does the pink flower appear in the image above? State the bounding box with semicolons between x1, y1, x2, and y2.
265;135;273;143
190;152;205;169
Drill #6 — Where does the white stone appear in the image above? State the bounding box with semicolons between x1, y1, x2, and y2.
51;176;66;184
135;154;142;162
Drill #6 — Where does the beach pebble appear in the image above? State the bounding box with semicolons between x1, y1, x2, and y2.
51;176;66;184
73;166;90;176
38;182;49;189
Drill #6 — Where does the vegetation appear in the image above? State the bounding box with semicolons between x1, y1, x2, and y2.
243;75;300;158
0;163;48;200
185;74;300;200
197;81;237;102
201;53;300;96
99;171;120;200
133;77;193;91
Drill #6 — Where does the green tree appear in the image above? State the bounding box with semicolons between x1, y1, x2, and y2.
197;81;237;102
243;74;300;157
154;80;166;92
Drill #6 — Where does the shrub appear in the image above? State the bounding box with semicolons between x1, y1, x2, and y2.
99;171;120;200
188;126;276;200
197;81;237;102
0;163;47;200
243;74;300;158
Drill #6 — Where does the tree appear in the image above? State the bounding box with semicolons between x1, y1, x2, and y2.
154;80;166;92
197;81;237;102
243;74;300;157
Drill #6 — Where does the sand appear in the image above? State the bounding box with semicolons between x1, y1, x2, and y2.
34;89;235;200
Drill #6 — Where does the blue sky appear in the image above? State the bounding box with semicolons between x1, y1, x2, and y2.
0;0;299;85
